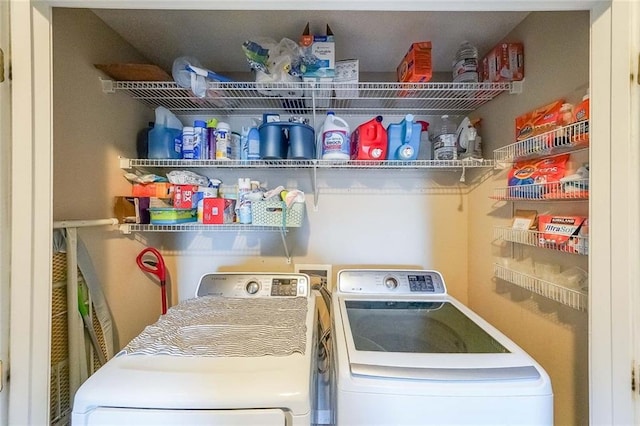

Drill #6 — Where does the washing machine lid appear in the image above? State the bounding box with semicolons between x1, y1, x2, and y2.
335;270;543;382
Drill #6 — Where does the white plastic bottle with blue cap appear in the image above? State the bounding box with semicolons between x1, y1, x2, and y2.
321;112;351;160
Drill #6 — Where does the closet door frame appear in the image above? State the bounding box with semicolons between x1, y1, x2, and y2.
9;1;632;424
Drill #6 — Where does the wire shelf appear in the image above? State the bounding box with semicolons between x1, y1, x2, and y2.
494;121;589;163
494;264;588;311
491;179;589;201
107;80;516;116
121;157;494;170
119;223;285;233
494;226;588;255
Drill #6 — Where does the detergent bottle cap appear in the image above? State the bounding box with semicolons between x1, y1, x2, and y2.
375;115;383;123
206;118;218;128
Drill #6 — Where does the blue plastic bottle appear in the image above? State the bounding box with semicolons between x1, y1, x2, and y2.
148;106;183;159
387;114;422;160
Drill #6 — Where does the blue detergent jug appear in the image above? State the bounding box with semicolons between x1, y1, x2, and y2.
387;114;422;160
148;106;183;159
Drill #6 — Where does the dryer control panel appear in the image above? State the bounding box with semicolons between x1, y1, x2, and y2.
195;273;309;298
338;269;446;295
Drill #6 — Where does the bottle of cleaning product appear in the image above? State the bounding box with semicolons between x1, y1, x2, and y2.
215;122;231;160
387;114;421;160
181;126;196;159
452;41;479;83
193;120;207;159
433;115;458;160
148;106;183;159
321;112;351;160
351;115;388;160
247;121;261;160
416;120;431;160
206;118;218;159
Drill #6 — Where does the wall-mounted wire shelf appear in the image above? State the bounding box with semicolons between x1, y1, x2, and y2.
494;226;588;255
490;179;589;201
494;121;589;164
119;224;283;233
494;263;588;311
119;223;294;263
102;80;520;116
120;157;495;170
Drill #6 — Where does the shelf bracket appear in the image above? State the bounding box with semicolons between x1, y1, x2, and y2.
279;228;292;264
100;78;115;93
459;165;467;183
509;80;524;94
312;165;319;211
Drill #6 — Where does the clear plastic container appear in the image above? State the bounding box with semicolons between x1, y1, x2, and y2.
432;115;458;160
452;41;479;83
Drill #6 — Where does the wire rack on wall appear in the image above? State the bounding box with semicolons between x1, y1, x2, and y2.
494;121;589;163
494;263;588;311
491;179;589;201
493;226;588;255
102;80;520;116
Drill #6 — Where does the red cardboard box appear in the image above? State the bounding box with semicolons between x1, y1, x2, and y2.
480;42;524;82
173;185;200;209
131;182;172;198
201;198;225;224
397;42;432;83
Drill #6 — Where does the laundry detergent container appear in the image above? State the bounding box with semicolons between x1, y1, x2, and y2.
258;122;315;160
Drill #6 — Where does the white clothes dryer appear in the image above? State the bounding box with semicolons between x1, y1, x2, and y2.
72;273;318;426
332;269;553;426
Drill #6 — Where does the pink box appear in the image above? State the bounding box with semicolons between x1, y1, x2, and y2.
480;42;524;82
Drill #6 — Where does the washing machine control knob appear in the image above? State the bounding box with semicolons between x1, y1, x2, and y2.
384;277;398;290
245;281;260;295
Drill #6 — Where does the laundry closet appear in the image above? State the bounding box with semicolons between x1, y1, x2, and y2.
6;1;637;425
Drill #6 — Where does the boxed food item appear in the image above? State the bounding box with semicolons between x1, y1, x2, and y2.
480;42;524;82
300;23;335;78
515;99;565;142
537;214;588;254
397;42;432;83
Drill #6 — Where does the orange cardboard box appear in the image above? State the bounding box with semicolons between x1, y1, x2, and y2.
515;99;565;141
131;182;172;198
397;42;432;83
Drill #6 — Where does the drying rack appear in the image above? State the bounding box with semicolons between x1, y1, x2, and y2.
52;218;119;408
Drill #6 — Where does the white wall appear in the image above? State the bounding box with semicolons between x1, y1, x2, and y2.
470;11;590;426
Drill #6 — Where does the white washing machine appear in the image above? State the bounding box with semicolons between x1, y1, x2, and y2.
72;272;318;426
332;269;553;426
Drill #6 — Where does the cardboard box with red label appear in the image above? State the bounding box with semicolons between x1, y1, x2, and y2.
480;42;524;83
173;185;201;209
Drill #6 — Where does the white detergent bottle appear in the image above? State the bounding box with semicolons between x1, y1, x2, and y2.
321;112;351;160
